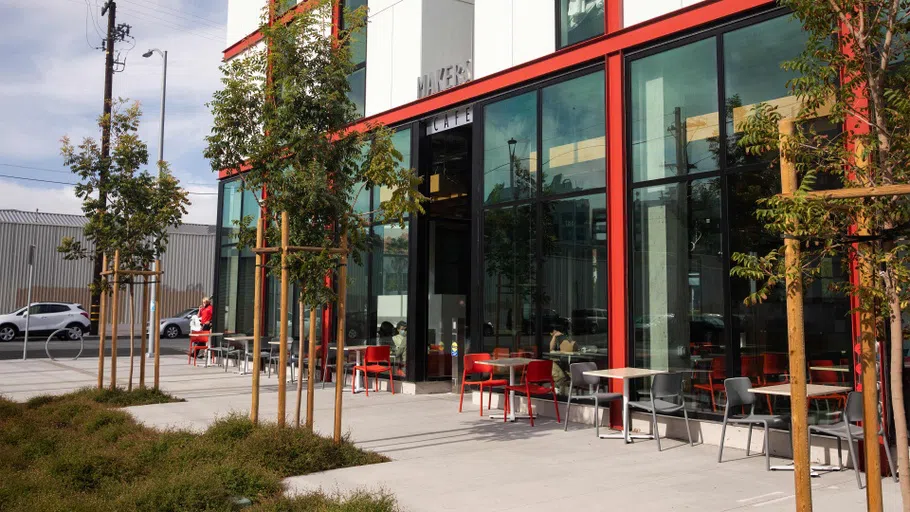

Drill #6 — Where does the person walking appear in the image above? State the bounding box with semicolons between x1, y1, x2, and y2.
199;297;213;331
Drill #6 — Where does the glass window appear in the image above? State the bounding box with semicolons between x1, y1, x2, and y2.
221;181;242;245
346;228;371;346
482;204;536;355
631;178;724;414
241;188;260;228
630;38;720;182
218;245;240;333
729;170;852;424
371;223;409;376
344;0;367;65
483;92;538;205
559;0;605;48
542;71;606;194
723;15;807;168
374;128;413;211
347;68;366;119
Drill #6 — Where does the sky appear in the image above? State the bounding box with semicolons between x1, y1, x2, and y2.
0;0;228;225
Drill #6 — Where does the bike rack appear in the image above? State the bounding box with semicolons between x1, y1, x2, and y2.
45;328;84;361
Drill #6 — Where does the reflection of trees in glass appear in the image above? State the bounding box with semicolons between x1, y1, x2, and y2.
562;0;605;46
381;231;409;295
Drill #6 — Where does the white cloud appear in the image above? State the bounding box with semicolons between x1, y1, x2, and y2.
0;179;218;225
0;0;227;225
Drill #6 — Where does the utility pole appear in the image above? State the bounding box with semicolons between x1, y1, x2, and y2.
91;1;130;334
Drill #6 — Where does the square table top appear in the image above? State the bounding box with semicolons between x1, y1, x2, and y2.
809;365;850;373
329;345;371;351
749;383;853;397
224;335;255;341
479;357;535;368
542;351;599;358
190;332;223;337
582;367;667;380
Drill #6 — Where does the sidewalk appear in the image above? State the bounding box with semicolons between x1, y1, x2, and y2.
0;355;903;511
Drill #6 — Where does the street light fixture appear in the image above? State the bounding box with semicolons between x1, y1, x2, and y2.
507;137;517;200
143;48;167;356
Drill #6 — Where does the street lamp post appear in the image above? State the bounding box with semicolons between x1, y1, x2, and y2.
507;137;517;200
143;48;167;356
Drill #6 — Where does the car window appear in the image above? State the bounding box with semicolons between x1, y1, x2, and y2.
40;305;70;314
27;305;41;315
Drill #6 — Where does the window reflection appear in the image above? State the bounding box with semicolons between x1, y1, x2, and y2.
347;67;366;119
630;38;720;182
558;0;605;48
483;92;537;205
371;223;409;376
542;71;606;194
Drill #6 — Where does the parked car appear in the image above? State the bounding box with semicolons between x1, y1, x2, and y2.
571;308;609;334
521;308;570;335
159;308;198;339
0;302;90;341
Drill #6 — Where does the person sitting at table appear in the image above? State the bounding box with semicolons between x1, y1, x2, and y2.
378;321;395;346
392;321;407;369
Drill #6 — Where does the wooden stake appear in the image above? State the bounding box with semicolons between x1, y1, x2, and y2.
251;218;264;424
306;307;317;430
780;119;812;512
333;235;348;444
855;142;883;512
153;260;161;390
295;295;305;427
97;254;108;390
139;275;149;389
278;211;290;427
110;251;120;390
128;283;135;392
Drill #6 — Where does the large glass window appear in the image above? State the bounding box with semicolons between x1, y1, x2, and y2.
343;0;367;118
630;38;720;183
216;180;260;335
628;12;851;419
542;70;606;194
480;69;607;393
558;0;605;49
483;92;538;205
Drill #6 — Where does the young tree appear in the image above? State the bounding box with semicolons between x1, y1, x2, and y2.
204;0;424;427
731;1;910;507
60;101;189;390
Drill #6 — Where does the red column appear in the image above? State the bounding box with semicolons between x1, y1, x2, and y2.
606;52;627;429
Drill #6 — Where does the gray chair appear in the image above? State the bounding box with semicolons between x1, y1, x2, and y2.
563;362;622;437
628;372;693;451
717;377;790;471
809;391;897;489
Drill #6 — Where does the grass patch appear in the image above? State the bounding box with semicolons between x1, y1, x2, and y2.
72;386;186;407
0;392;394;512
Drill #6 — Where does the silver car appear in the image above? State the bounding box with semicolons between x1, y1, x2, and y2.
159;308;197;339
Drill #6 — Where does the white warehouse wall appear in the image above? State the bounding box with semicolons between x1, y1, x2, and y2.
473;0;554;79
624;0;706;28
226;0;265;48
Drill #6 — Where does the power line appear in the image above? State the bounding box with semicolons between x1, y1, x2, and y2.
117;0;224;30
116;6;224;43
0;173;218;195
0;163;72;174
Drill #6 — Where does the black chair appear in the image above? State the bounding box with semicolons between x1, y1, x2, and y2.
563;362;621;437
628;372;693;451
717;377;790;471
809;391;897;489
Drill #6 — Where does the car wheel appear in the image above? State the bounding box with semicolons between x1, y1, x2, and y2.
60;324;84;340
0;324;16;342
164;324;181;339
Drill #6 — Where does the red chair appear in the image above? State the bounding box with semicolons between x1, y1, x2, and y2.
809;360;847;410
352;346;395;396
492;347;510;359
187;330;210;366
763;353;789;413
741;355;765;385
459;354;508;416
693;357;726;412
503;359;560;426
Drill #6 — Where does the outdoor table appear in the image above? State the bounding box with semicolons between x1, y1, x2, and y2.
542;351;598;366
582;367;668;443
330;345;370;393
749;383;853;475
224;335;255;375
477;357;536;422
189;332;223;368
808;365;850;373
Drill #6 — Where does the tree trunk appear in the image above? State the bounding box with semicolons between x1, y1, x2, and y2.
885;272;910;509
128;284;135;392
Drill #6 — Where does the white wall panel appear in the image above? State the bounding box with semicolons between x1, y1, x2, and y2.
365;7;395;116
474;0;513;78
364;0;423;116
512;0;555;67
390;0;423;109
421;0;474;77
226;0;265;48
624;0;706;28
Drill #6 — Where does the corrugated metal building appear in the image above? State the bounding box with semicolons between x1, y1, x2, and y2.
0;210;215;319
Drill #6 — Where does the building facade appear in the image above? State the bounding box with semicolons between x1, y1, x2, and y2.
217;0;857;418
0;210;216;321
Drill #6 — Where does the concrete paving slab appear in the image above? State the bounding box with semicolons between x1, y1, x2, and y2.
0;355;902;511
